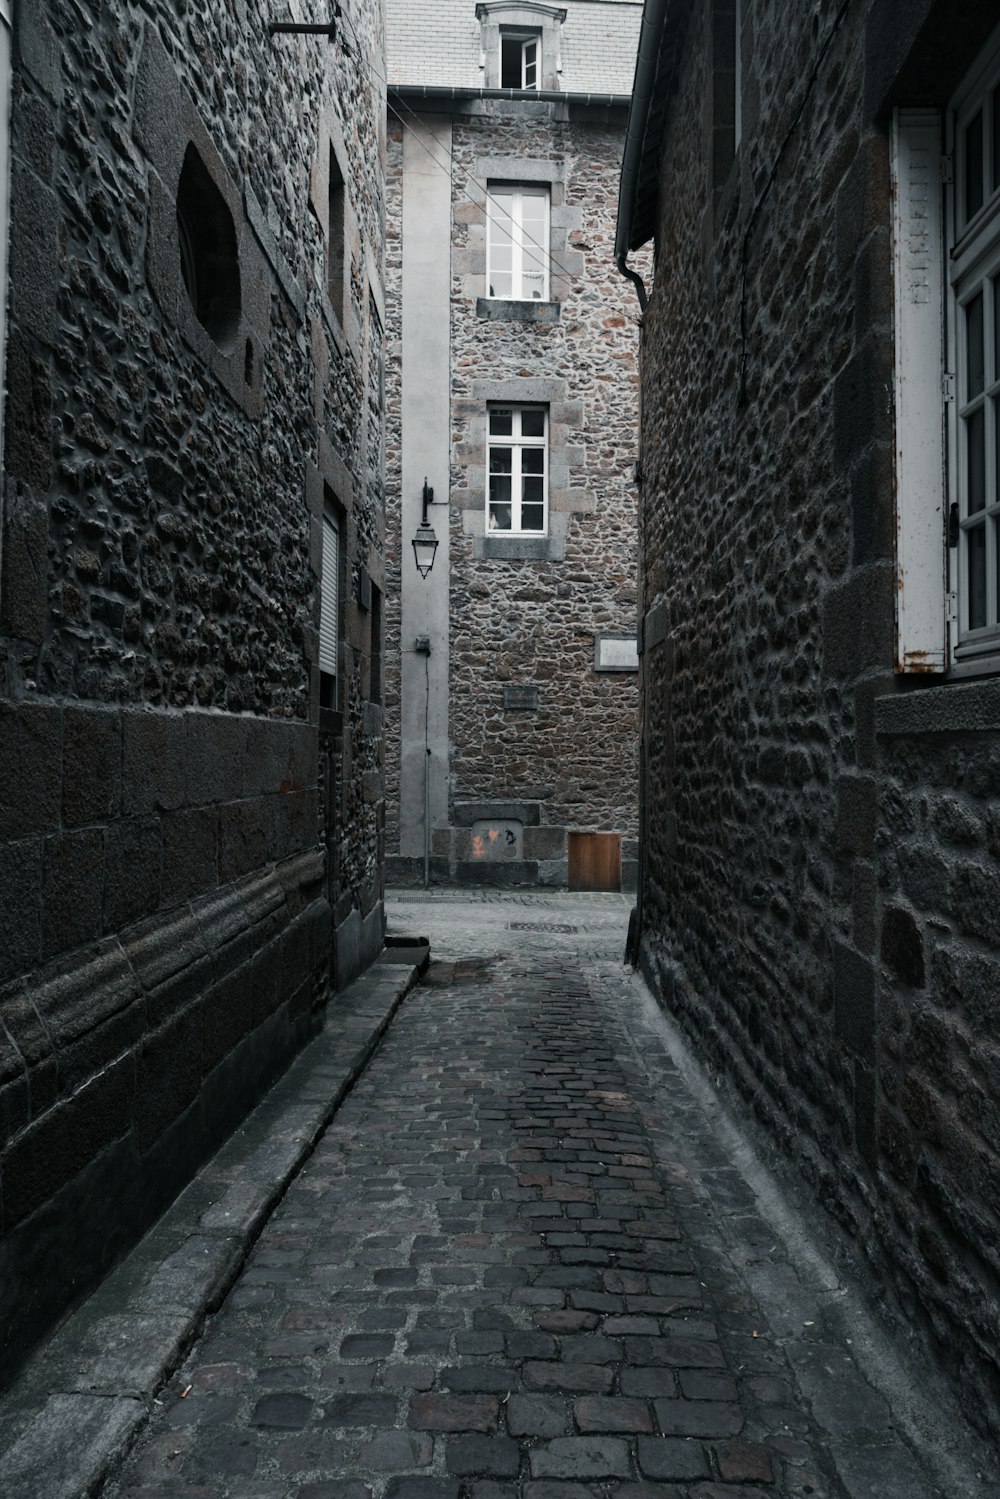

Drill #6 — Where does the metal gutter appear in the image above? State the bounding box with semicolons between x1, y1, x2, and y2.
614;0;670;309
391;84;631;108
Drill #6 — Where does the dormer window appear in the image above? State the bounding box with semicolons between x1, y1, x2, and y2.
501;30;539;89
477;5;565;91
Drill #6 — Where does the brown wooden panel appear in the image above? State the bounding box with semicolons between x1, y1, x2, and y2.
568;832;621;892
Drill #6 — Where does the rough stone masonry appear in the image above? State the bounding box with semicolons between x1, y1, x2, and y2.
0;0;387;1386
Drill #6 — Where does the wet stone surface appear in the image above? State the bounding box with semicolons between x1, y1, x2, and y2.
103;936;909;1497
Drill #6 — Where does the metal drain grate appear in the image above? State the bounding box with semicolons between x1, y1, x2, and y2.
508;921;579;933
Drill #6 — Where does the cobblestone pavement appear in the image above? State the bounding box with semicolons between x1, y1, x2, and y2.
100;893;985;1499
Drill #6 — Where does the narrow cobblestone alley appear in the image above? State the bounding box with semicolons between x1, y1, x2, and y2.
90;894;990;1499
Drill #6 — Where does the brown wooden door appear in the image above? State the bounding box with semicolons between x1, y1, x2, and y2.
568;832;621;892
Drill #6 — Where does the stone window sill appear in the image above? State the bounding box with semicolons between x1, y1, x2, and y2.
875;677;1000;735
476;297;560;324
473;534;563;561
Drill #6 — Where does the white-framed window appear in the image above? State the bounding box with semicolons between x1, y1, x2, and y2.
487;185;549;300
501;30;539;89
319;507;340;709
891;23;1000;676
948;33;1000;665
488;406;547;535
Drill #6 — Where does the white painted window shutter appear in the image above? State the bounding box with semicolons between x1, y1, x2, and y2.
319;513;339;678
891;108;947;672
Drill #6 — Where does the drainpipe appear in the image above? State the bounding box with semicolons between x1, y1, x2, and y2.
614;0;671;309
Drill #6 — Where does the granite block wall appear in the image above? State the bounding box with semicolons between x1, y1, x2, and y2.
636;0;1000;1437
0;0;386;1383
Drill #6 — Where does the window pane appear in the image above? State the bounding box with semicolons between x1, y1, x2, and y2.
489;491;513;530
965;109;984;222
522;475;544;504
490;199;514;243
521;503;544;531
489;509;513;531
489;445;512;473
489;272;513;298
523;39;537;89
521;273;544;299
968;406;986;512
967;291;985;397
521;409;545;438
968;521;987;628
501;38;521;87
522;448;544;474
489;473;511;505
490;409;513;436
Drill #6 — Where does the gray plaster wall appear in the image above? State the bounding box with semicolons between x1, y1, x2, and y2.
0;0;387;1386
636;0;1000;1440
397;118;453;865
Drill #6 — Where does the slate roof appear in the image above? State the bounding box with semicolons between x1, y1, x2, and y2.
621;0;693;253
386;0;643;97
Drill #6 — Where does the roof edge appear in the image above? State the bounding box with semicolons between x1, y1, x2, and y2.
389;84;631;107
614;0;671;264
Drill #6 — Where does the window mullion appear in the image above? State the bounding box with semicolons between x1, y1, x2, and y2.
512;441;522;532
512;191;522;299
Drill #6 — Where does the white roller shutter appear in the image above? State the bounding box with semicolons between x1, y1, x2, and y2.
319;513;339;678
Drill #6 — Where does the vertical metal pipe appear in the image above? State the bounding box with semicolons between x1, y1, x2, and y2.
423;652;431;888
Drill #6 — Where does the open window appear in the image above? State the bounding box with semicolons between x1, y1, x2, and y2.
501;30;540;89
892;28;1000;677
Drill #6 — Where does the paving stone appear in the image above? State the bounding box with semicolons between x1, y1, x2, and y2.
87;901;967;1499
574;1397;653;1435
528;1437;632;1479
653;1400;743;1437
636;1437;710;1480
506;1395;571;1438
383;1483;459;1499
534;1311;600;1334
688;1487;773;1499
626;1338;726;1369
188;1431;258;1477
321;1394;398;1426
299;1485;372;1499
340;1335;395;1359
444;1435;520;1476
408;1394;499;1432
523;1363;614;1395
249;1392;314;1430
679;1373;739;1402
611;1487;685;1499
524;1486;603;1499
357;1431;433;1470
620;1369;679;1399
714;1441;774;1483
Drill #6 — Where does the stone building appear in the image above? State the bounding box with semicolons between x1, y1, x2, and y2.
384;0;645;891
0;1;386;1381
618;0;1000;1436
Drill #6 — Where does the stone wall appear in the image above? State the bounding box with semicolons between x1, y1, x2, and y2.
0;0;386;1384
637;0;1000;1438
385;99;645;888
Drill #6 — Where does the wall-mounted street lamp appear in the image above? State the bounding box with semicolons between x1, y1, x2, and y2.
412;478;447;579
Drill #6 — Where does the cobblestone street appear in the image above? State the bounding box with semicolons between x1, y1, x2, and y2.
94;893;989;1499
